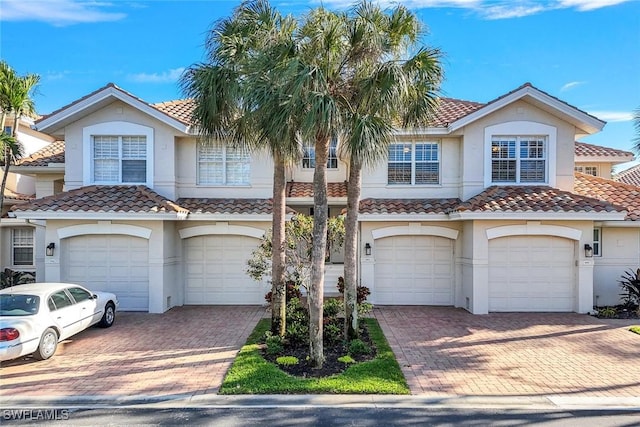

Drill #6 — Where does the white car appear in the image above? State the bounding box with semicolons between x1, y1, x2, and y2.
0;283;119;362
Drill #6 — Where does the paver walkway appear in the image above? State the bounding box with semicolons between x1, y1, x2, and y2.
373;306;640;397
0;306;266;398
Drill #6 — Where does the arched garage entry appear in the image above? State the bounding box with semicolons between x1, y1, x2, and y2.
60;228;150;312
487;225;580;312
180;225;266;305
372;226;458;305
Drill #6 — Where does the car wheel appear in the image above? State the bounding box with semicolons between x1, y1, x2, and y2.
33;328;58;360
98;302;116;328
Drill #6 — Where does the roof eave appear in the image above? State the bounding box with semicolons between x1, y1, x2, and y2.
36;86;190;134
182;213;274;221
9;212;181;220
575;155;636;164
358;213;451;221
448;211;626;221
448;85;606;134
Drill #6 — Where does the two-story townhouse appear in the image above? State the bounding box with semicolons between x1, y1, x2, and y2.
7;82;639;314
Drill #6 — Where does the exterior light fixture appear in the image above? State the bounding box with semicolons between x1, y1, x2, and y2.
365;243;372;256
46;242;55;257
584;244;593;258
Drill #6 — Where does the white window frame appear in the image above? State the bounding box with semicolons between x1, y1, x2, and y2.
575;165;598;176
12;228;34;267
83;122;154;186
593;227;602;257
197;140;251;186
387;140;440;185
302;138;338;169
484;122;557;188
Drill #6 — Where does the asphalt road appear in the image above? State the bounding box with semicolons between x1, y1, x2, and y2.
2;407;640;426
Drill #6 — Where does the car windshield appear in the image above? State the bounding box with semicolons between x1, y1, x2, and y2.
0;294;40;316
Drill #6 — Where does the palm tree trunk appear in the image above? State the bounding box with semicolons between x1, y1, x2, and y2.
0;113;16;216
344;156;362;340
271;152;287;337
309;134;329;368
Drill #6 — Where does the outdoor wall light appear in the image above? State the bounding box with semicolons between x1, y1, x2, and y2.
584;244;593;258
46;242;55;257
365;243;372;256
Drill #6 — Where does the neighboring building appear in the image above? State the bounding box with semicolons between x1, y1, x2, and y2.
1;115;57;281
6;82;639;314
573;141;634;179
614;163;640;187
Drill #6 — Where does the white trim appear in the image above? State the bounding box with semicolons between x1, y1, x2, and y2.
11;212;177;221
371;225;459;240
179;224;265;239
57;223;152;239
484;121;557;187
449;85;605;134
486;224;581;241
359;214;451;221
449;212;626;221
83;122;154;186
36;86;189;133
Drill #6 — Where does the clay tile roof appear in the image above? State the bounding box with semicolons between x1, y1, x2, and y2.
614;164;640;187
574;141;634;158
177;198;283;214
17;141;65;166
153;99;195;125
3;188;34;201
286;182;348;198
10;185;188;215
456;185;624;215
574;172;640;221
429;98;485;127
358;198;461;214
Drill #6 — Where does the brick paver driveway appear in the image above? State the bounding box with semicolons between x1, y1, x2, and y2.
374;306;640;397
0;306;266;398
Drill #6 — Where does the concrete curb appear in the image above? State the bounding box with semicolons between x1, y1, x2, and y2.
1;394;639;411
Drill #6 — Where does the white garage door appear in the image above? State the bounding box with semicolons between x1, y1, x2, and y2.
489;236;575;312
62;235;149;311
184;235;264;304
374;235;454;305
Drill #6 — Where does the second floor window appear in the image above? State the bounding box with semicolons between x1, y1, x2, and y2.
388;142;440;185
93;135;147;183
198;141;250;185
302;138;338;169
12;228;34;266
575;165;598;176
491;136;547;184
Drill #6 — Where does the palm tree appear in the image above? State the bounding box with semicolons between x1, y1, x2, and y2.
0;61;39;215
338;2;443;339
180;0;300;337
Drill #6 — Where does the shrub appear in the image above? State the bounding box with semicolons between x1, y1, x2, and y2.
348;339;371;356
337;355;355;364
1;268;35;290
323;298;342;318
276;356;299;366
596;307;617;318
285;298;309;345
264;332;284;355
619;268;640;314
264;280;303;304
323;321;342;346
336;277;371;304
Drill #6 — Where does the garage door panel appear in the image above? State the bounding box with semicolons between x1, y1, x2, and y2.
489;236;574;312
62;235;149;311
185;235;263;305
375;235;454;305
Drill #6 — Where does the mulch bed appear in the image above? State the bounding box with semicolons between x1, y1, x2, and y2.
594;304;640;319
262;322;376;378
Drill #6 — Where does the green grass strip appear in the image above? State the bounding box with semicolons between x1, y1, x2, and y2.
219;318;409;394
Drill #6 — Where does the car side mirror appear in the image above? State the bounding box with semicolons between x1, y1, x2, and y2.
91;294;98;300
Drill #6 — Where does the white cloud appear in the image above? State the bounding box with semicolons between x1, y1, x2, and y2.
128;67;185;84
560;81;586;92
0;0;126;26
306;0;633;19
590;110;634;122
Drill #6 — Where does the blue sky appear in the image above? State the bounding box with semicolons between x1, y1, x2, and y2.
1;0;638;160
